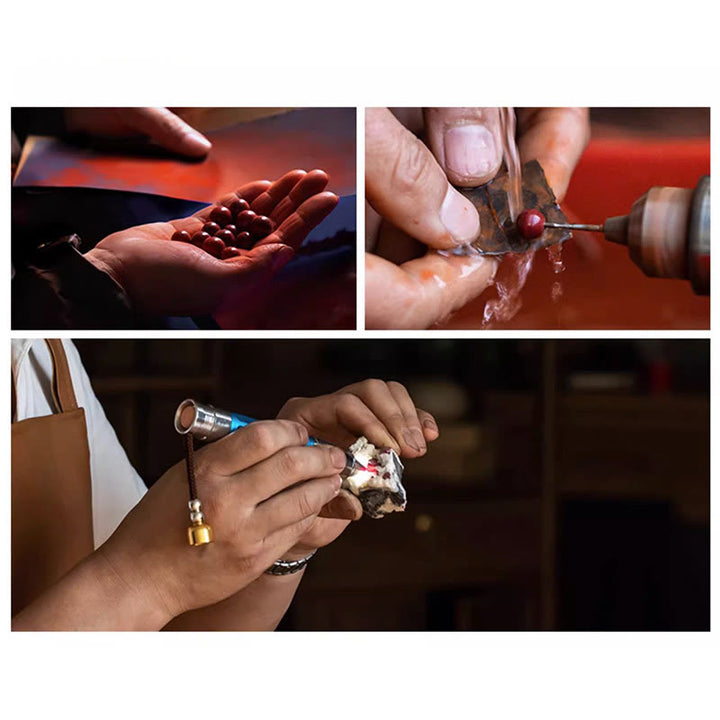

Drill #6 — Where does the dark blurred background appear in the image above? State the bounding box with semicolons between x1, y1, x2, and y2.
75;339;710;631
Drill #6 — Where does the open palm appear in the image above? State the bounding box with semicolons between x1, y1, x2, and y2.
87;169;338;319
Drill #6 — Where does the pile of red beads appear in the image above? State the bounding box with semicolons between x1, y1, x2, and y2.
171;198;275;260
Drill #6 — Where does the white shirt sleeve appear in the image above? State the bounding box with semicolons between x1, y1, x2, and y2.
12;339;147;547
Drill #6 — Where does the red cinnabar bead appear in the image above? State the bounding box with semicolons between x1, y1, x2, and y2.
202;222;221;235
235;231;253;249
202;236;226;258
215;229;236;244
191;231;211;247
228;197;250;216
172;230;192;244
221;246;243;260
516;209;546;240
236;210;257;230
250;215;274;238
209;205;233;225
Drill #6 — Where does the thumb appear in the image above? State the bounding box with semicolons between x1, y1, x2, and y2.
365;108;480;250
423;107;504;187
128;108;212;158
320;490;363;520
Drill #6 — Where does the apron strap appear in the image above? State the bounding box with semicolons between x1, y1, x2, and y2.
10;340;79;422
46;339;78;413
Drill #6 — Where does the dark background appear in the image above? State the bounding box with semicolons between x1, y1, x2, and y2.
75;339;710;631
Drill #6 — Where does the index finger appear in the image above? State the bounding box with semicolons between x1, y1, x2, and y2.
195;419;309;477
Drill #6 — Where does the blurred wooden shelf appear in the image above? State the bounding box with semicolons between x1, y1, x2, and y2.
92;376;216;394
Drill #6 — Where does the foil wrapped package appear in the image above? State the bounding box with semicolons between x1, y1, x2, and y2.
342;437;407;519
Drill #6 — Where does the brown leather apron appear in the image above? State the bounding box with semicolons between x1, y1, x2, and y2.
11;339;94;616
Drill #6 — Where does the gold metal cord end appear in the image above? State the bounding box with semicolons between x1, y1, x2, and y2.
188;521;214;546
187;499;214;546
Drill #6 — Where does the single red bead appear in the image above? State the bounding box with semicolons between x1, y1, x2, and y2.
228;197;250;216
235;231;253;249
224;224;238;237
250;215;274;238
516;209;546;240
171;230;192;244
191;231;211;247
202;236;226;258
215;228;236;244
202;221;221;235
209;205;233;225
236;209;257;230
221;246;243;260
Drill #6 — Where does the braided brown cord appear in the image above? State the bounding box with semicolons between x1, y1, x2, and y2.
184;433;198;500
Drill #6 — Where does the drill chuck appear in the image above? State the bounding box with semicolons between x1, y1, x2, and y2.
603;176;710;295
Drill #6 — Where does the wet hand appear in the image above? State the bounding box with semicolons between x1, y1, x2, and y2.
365;108;589;328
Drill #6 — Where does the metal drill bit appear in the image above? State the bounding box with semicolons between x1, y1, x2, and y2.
544;222;604;233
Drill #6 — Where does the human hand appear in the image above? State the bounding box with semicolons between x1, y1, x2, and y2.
98;420;347;621
85;170;338;320
365;107;590;329
276;379;439;556
423;107;590;201
63;107;212;158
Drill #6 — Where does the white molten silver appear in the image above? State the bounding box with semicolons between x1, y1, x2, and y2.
342;437;407;518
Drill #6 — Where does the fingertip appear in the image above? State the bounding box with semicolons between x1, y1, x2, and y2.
439;186;481;248
182;131;212;158
422;421;440;440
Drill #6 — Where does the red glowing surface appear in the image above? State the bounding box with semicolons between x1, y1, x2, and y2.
14;108;356;201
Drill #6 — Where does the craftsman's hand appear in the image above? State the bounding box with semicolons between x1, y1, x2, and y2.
276;379;439;557
365;108;590;329
63;107;212;158
423;107;590;201
365;108;496;328
85;170;338;320
99;420;346;622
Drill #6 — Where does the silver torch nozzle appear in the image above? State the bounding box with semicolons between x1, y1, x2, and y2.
174;399;234;442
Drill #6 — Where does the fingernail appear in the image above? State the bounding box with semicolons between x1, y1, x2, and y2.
402;429;424;453
423;418;438;433
444;124;498;180
331;448;347;470
440;186;480;245
333;476;342;494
